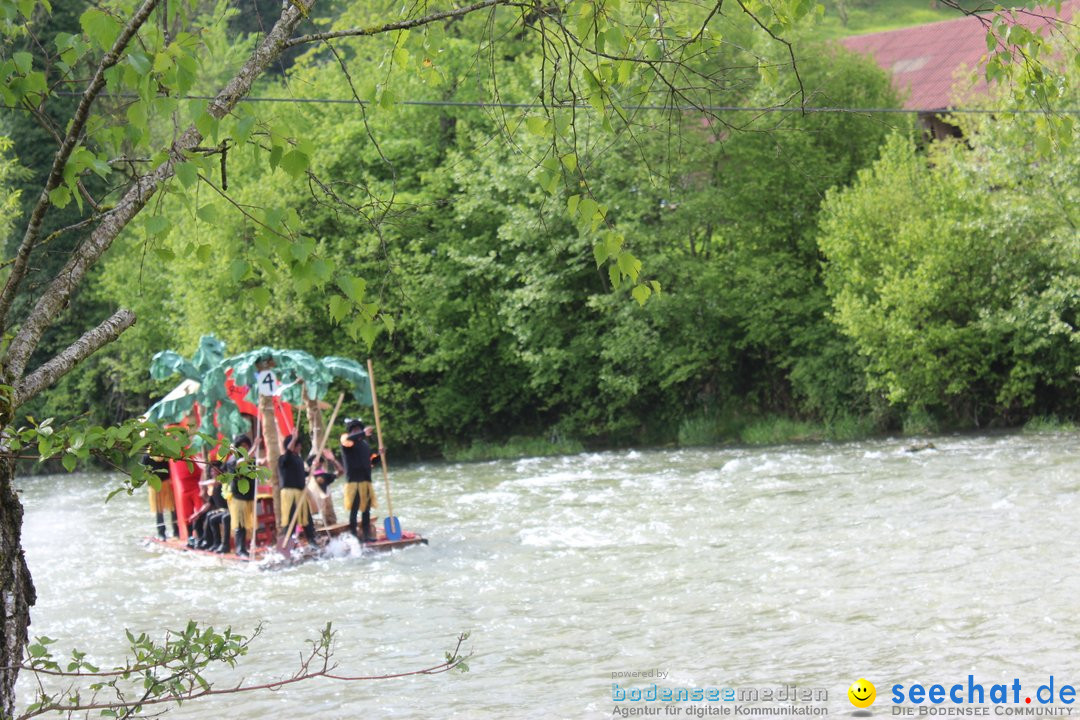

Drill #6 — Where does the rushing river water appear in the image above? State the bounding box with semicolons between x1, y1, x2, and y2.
15;432;1080;718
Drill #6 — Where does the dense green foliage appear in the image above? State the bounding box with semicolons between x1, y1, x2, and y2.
4;0;1077;458
819;92;1080;427
70;22;910;455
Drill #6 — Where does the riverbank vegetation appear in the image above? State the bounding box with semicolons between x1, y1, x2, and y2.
4;2;1077;465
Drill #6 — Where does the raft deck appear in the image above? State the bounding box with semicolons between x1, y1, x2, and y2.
144;523;427;567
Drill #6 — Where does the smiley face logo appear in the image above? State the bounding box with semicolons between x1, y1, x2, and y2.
848;678;876;708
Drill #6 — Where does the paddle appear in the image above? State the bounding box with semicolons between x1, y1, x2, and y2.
278;392;345;557
367;358;401;541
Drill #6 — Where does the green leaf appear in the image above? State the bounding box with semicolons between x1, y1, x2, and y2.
61;453;76;472
229;259;249;282
80;8;121;50
280;149;309;178
251;286;270;307
195;112;218;142
145;215;169;235
593;240;608;267
617;250;642;282
358;318;379;347
234;115;256;144
195;204;218;223
48;186;71;209
328;295;349;324
525;116;551;137
378;86;396;110
577;197;599;229
337;275;367;303
126;101;147;132
174;161;198;188
127;51;151;76
13;51;32;74
632;284;652;306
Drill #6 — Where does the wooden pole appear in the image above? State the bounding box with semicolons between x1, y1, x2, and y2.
367;358;394;523
249;409;261;557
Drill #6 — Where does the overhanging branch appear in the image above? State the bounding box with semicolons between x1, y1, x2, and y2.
13;309;136;408
283;0;518;48
1;0;318;383
0;0;161;344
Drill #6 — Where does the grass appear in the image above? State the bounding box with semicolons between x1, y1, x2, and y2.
1022;415;1078;433
740;418;827;445
443;435;585;462
814;0;992;39
677;411;882;447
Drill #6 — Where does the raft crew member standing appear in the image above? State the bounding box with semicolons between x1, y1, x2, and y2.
142;452;178;540
226;434;255;557
339;419;378;542
279;433;318;547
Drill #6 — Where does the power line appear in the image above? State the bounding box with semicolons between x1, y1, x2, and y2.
53;91;1080;114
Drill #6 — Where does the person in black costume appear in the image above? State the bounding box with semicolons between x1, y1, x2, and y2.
195;460;231;552
279;433;318;547
142;452;179;540
339;419;379;542
226;434;255;557
190;476;215;548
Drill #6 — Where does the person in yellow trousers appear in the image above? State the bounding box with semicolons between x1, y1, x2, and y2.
279;432;318;547
225;434;256;557
142;451;178;540
339;419;379;542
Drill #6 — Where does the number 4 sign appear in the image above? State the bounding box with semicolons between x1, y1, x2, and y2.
256;369;279;396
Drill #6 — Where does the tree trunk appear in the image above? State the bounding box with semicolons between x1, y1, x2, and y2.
0;456;36;718
258;395;282;528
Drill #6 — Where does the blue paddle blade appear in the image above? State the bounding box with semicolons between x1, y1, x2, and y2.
384;516;402;541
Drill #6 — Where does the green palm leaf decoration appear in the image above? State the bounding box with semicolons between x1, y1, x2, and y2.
146;336;374;448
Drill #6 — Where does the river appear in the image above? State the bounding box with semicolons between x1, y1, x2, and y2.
15;432;1080;718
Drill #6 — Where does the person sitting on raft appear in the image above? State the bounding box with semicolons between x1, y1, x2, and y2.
194;460;231;553
339;419;379;543
279;432;319;547
226;434;255;557
190;472;216;549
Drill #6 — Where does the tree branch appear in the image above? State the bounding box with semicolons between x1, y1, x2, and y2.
0;0;161;343
16;632;470;720
283;0;518;48
13;309;136;408
1;0;318;384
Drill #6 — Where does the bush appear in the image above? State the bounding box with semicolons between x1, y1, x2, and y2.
1022;416;1077;433
442;435;585;462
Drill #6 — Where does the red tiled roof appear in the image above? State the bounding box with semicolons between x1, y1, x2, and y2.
840;1;1077;110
